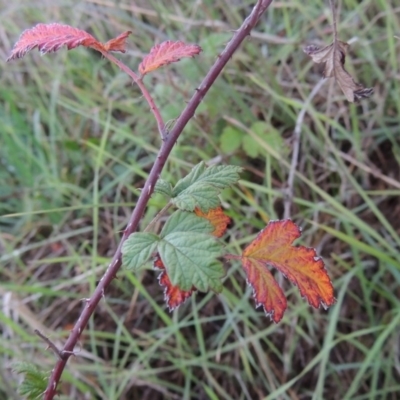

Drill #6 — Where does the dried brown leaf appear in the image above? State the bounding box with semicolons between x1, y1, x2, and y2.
304;41;373;102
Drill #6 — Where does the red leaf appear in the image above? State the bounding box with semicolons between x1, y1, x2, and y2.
7;23;101;61
241;220;335;322
194;206;230;238
139;40;202;76
154;255;195;310
103;31;132;53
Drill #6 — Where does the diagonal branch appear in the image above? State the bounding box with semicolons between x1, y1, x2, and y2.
43;1;273;398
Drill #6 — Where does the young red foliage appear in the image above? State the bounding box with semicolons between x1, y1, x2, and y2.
103;31;132;53
241;220;335;322
139;40;202;76
6;23;131;62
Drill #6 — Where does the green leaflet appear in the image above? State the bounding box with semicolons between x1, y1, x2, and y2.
158;232;224;292
13;362;47;399
122;232;159;270
154;162;241;212
172;161;242;196
160;210;214;236
171;183;221;212
154;178;173;197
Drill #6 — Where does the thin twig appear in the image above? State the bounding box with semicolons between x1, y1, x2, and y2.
284;78;327;219
100;51;166;138
329;0;338;43
43;1;273;398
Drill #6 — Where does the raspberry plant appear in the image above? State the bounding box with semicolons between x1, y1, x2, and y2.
5;0;375;397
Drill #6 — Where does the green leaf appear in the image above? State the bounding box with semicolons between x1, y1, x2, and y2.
154;178;173;198
220;126;243;153
172;183;221;212
172;162;207;194
172;162;242;196
251;121;286;155
13;362;47;399
122;232;159;270
242;135;260;158
243;121;287;158
158;232;224;292
161;210;213;236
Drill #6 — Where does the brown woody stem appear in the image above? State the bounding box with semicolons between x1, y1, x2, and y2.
44;1;273;398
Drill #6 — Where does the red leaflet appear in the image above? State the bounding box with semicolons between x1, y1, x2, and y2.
7;23;131;62
241;220;335;322
103;31;132;53
139;40;202;76
242;258;287;323
154;255;195;310
194;206;230;237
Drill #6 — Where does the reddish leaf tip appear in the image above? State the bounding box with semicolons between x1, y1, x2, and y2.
194;206;231;237
153;255;196;311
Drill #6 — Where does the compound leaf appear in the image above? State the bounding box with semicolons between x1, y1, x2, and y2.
155;208;228;310
122;232;159;270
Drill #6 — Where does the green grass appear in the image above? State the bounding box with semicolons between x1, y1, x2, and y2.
1;0;400;399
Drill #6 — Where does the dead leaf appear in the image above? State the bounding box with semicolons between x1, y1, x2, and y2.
304;41;373;102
